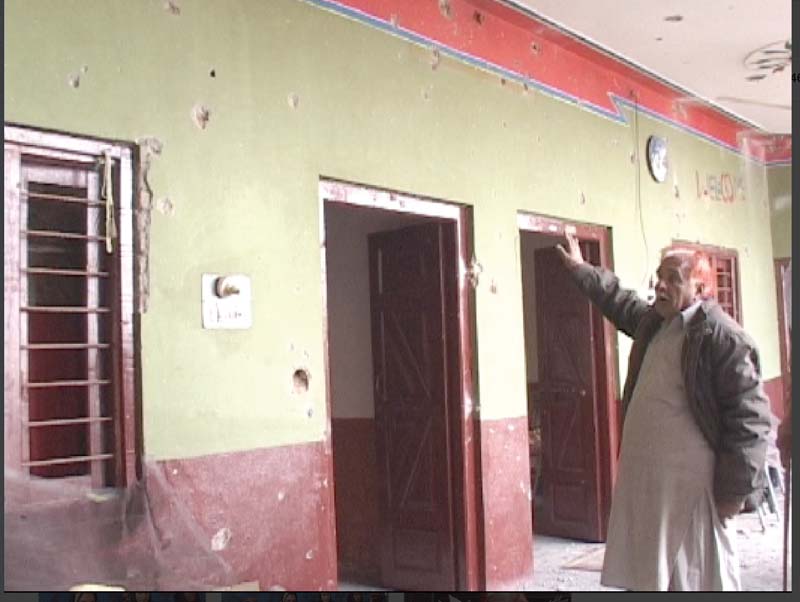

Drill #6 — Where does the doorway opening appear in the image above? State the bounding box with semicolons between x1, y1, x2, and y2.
320;180;480;591
517;213;618;547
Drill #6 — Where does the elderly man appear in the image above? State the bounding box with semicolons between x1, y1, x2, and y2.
556;230;770;591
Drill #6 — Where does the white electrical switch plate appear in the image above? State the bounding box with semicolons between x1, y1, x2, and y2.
202;273;252;329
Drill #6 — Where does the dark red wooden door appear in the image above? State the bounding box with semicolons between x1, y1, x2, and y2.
533;244;603;542
369;221;459;590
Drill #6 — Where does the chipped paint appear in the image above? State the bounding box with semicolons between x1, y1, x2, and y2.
156;197;174;216
134;136;163;313
211;527;232;551
430;47;441;70
305;0;790;165
163;0;181;15
191;103;211;129
288;93;300;109
438;0;452;20
292;368;311;394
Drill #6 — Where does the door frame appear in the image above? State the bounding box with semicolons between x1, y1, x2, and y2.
774;257;791;416
517;211;619;539
318;178;482;589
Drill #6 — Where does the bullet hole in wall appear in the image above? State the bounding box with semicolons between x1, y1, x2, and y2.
473;11;484;25
293;369;310;394
164;0;181;15
209;69;216;78
156;197;174;215
439;0;452;20
191;103;211;129
430;48;441;70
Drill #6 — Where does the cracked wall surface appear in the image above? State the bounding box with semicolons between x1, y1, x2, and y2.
4;0;779;459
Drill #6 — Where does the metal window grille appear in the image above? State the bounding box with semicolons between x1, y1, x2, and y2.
4;125;137;489
712;254;741;323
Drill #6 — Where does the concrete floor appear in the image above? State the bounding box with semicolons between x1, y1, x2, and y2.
340;493;791;592
530;492;791;591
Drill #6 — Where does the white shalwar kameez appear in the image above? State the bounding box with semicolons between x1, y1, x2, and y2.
600;302;741;591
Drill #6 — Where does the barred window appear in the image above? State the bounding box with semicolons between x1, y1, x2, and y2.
4;125;138;489
670;240;742;323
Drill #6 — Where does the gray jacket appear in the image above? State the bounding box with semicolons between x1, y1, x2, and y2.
570;262;771;506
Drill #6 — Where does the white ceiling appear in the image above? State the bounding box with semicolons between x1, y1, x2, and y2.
507;0;792;134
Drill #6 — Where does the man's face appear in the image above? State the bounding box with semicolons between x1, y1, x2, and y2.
653;255;696;319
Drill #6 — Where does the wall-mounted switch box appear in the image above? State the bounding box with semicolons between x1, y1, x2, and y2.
202;273;252;329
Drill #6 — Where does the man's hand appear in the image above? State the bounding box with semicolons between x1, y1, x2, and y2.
555;229;585;269
716;498;744;525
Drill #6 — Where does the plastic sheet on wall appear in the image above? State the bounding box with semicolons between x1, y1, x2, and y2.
4;462;238;591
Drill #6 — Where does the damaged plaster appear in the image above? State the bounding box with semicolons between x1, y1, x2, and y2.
164;0;181;15
292;368;310;395
156;197;175;216
191;104;211;129
430;47;441;70
439;0;453;20
134;136;164;314
211;527;232;552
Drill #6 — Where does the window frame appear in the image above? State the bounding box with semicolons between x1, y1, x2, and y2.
4;124;138;490
670;239;743;324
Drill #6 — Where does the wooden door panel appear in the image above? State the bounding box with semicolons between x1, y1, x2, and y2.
533;244;603;542
370;221;458;590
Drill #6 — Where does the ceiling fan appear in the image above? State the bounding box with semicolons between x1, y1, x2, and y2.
743;39;791;80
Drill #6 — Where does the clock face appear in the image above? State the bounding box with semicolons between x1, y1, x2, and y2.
646;135;669;182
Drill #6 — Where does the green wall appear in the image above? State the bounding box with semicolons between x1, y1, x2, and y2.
5;0;781;460
768;166;792;259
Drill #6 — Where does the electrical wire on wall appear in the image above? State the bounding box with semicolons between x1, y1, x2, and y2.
630;91;651;292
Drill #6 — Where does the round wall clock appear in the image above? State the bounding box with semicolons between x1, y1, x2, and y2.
646;135;669;183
